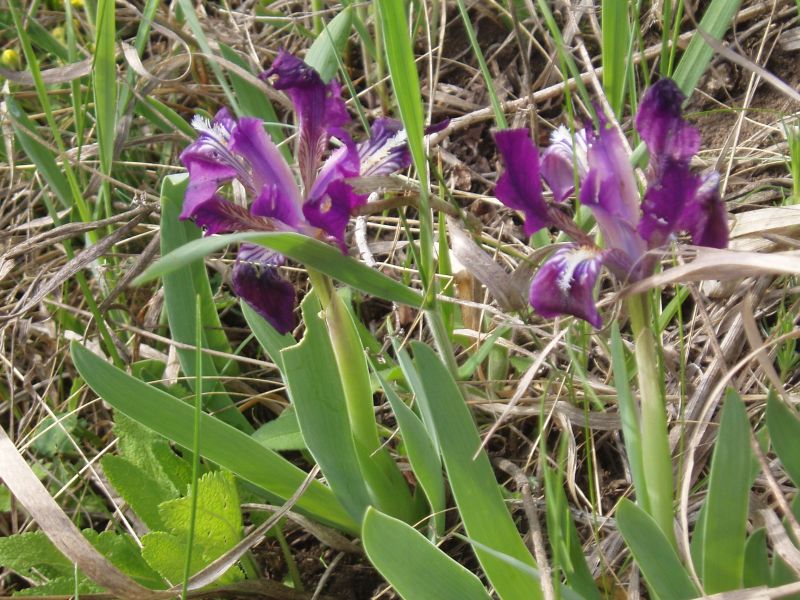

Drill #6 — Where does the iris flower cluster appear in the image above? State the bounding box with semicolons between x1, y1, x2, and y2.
179;51;411;333
494;79;729;327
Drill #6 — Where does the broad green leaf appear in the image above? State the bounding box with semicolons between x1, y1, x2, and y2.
14;578;100;597
242;303;294;375
701;389;752;593
767;391;800;487
409;342;540;600
372;366;445;535
305;7;353;83
362;507;492;600
101;455;175;531
159;175;250;432
281;292;376;523
71;341;358;535
30;412;78;457
141;532;243;585
0;531;72;579
252;409;306;451
616;499;698;600
83;531;165;589
743;529;770;588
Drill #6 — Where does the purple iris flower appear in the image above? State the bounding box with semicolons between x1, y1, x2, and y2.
179;50;411;334
494;79;728;328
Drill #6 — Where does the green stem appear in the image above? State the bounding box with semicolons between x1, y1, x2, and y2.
627;292;676;547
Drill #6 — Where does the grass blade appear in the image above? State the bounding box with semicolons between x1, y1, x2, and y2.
601;0;630;117
305;6;353;83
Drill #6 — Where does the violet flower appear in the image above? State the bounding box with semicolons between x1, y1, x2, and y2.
179;51;411;334
494;79;728;328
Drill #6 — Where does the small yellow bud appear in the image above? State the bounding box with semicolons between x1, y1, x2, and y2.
52;26;66;44
70;0;84;7
0;49;21;71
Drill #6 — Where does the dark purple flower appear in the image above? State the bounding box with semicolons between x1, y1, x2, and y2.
179;53;412;333
493;78;729;327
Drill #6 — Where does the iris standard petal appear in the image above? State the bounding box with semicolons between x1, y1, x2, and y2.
231;244;296;334
263;50;349;191
229;117;303;218
494;128;548;235
637;159;701;247
541;126;588;202
676;170;729;248
529;245;606;328
357;118;412;177
636;79;700;163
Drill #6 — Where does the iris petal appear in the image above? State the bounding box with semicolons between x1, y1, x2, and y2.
529;245;606;328
263;50;349;191
636;79;700;164
676;170;729;248
638;159;701;247
541;126;588;202
358;118;411;177
229;117;302;216
493;129;548;235
231;244;296;334
192;195;280;235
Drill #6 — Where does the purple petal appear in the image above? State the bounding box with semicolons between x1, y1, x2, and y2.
541;126;588;202
190;195;281;235
302;137;363;244
637;160;701;248
358;118;411;177
636;79;700;163
232;246;296;334
494;129;548;235
263;51;349;191
676;171;729;248
582;116;640;228
229;117;302;220
529;245;606;328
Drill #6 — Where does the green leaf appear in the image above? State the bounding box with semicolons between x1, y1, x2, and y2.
13;578;100;596
305;7;353;83
601;0;630;116
372;366;445;536
616;499;698;600
101;455;176;531
83;531;165;589
281;293;374;523
141;531;243;585
409;342;540;600
363;507;492;600
252;409;306;451
159;175;250;432
71;341;358;534
743;529;770;588
93;0;117;177
5;95;72;209
456;326;510;380
242;302;294;375
701;389;752;593
767;391;800;488
0;531;72;579
30;412;78;458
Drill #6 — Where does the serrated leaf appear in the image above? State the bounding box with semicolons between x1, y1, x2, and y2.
0;531;72;580
101;455;175;531
141;531;243;586
83;531;165;589
13;577;101;596
159;471;242;554
30;412;77;458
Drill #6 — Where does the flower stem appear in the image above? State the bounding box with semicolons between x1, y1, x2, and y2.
627;292;676;547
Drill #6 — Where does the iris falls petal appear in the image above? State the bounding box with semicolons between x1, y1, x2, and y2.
232;244;296;334
493;128;549;235
529;245;606;328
